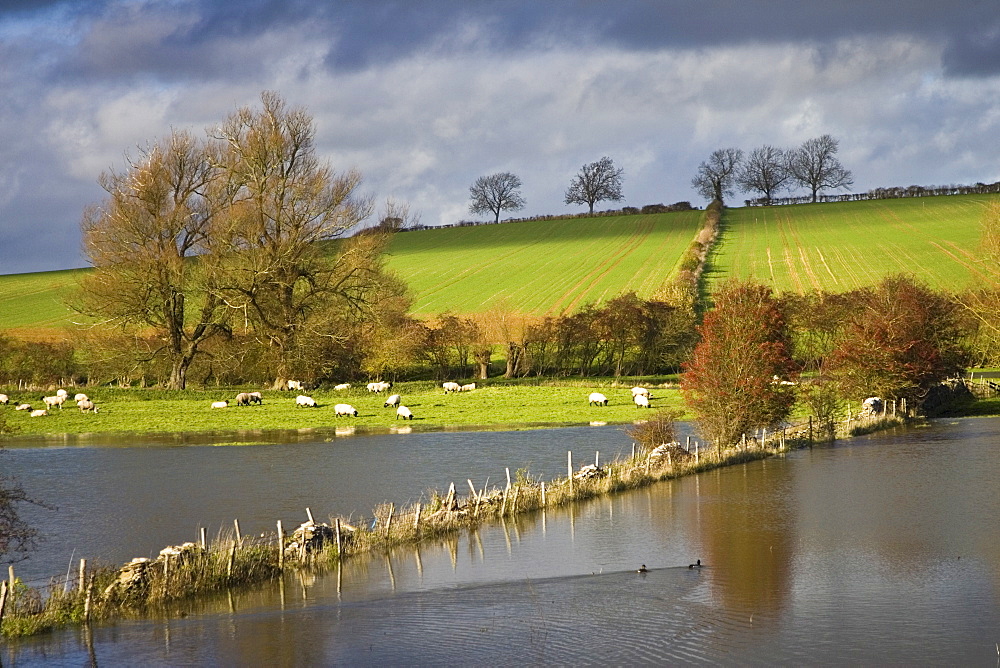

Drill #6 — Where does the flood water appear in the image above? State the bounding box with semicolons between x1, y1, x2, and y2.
4;418;1000;665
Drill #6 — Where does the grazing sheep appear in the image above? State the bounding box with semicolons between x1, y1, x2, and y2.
442;382;461;393
56;389;68;398
588;392;608;406
634;394;650;408
0;394;8;405
861;397;884;417
630;387;650;399
74;393;89;402
286;380;304;391
334;383;351;391
396;405;413;420
367;381;392;393
248;391;263;404
384;394;401;408
211;400;229;409
295;395;317;407
460;383;476;392
14;403;31;411
334;403;358;417
29;409;47;417
234;392;253;406
78;399;99;413
42;395;66;410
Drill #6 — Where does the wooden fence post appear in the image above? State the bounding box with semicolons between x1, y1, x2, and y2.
78;558;87;595
200;527;207;551
335;518;343;557
541;481;546;507
234;518;242;544
385;504;395;535
84;576;94;622
808;415;813;443
277;520;285;570
413;504;422;529
0;581;8;627
568;451;574;494
306;507;314;523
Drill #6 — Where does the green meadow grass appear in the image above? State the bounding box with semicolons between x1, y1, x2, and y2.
385;211;703;316
0;268;87;333
0;383;688;439
711;194;1000;294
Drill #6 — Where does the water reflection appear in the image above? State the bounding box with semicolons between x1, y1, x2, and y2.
6;419;1000;665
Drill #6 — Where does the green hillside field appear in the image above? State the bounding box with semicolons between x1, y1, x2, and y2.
384;211;703;317
2;195;998;337
711;194;1000;294
0;268;87;338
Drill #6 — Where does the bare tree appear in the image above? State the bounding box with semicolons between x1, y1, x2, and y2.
469;172;525;223
737;145;791;205
691;148;743;203
79;130;228;390
211;91;381;389
565;156;624;214
787;135;853;203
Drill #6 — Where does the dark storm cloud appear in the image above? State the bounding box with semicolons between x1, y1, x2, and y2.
2;0;999;274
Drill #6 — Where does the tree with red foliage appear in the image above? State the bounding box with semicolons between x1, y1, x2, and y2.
682;280;797;448
826;274;967;406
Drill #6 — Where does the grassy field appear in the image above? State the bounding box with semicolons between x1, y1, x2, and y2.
3;195;998;336
0;268;87;336
0;382;688;439
385;211;703;316
711;194;1000;294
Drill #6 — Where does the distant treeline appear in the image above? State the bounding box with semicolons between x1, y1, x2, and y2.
393;201;696;232
745;181;1000;207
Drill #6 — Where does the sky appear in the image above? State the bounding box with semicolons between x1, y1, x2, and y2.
1;0;999;275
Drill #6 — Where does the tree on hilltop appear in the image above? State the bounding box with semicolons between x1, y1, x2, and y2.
691;147;743;204
469;172;525;223
737;145;791;205
787;135;853;203
565;156;624;214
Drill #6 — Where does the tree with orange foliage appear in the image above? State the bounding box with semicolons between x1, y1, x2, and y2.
826;274;966;406
682;280;797;448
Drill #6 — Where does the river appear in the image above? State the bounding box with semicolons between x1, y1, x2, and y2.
3;418;1000;665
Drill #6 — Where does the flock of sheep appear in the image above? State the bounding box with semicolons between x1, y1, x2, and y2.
1;380;655;425
0;389;96;417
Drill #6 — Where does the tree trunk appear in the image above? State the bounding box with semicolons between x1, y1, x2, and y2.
169;356;191;390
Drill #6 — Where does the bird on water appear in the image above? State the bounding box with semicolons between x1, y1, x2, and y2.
637;564;648;573
688;559;702;569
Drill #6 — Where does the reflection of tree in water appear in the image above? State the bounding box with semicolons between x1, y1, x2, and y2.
695;464;795;622
0;454;42;563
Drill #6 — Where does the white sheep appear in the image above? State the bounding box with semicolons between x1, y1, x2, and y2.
74;393;89;402
396;405;413;420
15;403;31;411
78;399;99;413
0;394;8;405
211;400;229;409
334;403;358;417
634;394;650;408
366;381;392;393
384;394;401;408
460;383;476;392
588;392;608;406
295;395;317;407
334;383;351;391
248;391;263;404
43;395;66;410
286;380;304;391
29;409;47;417
234;392;253;406
630;387;650;399
442;382;461;393
56;389;68;398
